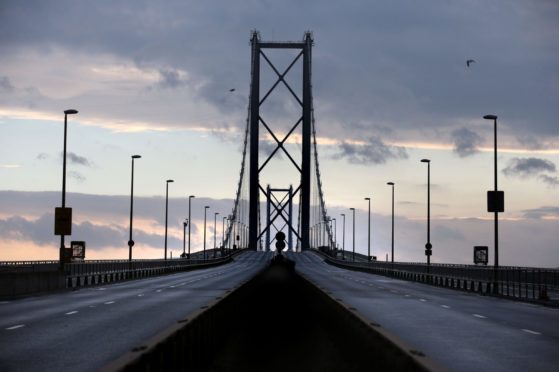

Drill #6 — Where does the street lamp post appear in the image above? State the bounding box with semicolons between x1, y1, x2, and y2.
350;208;356;261
484;114;500;291
387;182;395;266
188;195;195;258
365;197;371;261
59;109;78;269
332;218;336;254
341;213;346;260
203;206;210;259
222;216;226;252
421;159;432;272
164;180;174;260
128;155;141;261
214;212;219;258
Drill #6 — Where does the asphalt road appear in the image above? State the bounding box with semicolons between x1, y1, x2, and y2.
0;251;271;372
288;251;559;372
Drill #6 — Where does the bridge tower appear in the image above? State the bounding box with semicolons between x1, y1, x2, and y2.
248;31;313;251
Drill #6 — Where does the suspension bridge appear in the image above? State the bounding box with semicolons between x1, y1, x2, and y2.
1;31;558;372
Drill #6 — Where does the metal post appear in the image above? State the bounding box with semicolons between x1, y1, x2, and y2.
484;114;499;292
387;182;395;265
248;31;260;250
365;197;371;261
288;185;293;251
341;213;345;260
182;220;187;257
266;185;271;251
214;212;219;258
188;195;194;259
421;159;432;273
128;155;141;261
350;208;356;261
300;32;313;251
222;216;226;251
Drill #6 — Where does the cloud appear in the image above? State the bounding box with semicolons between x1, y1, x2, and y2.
521;206;559;219
502;157;556;178
451;127;483;157
65;152;92;167
333;136;408;165
68;170;86;183
539;174;559;188
0;76;14;91
36;152;49;160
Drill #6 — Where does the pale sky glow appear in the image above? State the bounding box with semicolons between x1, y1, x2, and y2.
1;0;558;267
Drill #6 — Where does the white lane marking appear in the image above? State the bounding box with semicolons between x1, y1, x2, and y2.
65;311;78;315
6;324;25;330
419;298;427;302
104;301;115;305
441;305;450;309
169;286;175;288
522;329;541;335
137;294;144;297
391;290;399;294
404;294;411;297
98;288;106;291
473;314;486;319
0;301;10;304
156;289;162;293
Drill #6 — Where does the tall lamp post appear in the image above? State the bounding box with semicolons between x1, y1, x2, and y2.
332;218;337;254
164;179;174;260
387;182;395;265
214;212;219;258
203;206;210;259
484;114;501;290
350;208;356;261
365;197;371;261
421;159;432;272
58;109;78;269
188;195;195;258
222;216;226;252
128;155;141;261
341;213;346;260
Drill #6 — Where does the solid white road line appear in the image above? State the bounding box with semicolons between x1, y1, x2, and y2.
6;324;25;330
419;299;427;302
522;329;541;335
65;311;78;315
473;314;487;319
441;305;450;309
104;301;115;305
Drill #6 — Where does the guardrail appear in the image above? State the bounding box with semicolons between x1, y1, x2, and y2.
314;250;559;303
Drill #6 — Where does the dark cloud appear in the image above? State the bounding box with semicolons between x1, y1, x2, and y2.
36;153;49;160
0;76;14;91
539;174;559;188
153;68;187;89
68;170;86;183
66;152;92;167
333;136;408;165
503;157;556;178
451;127;483;157
521;206;559;219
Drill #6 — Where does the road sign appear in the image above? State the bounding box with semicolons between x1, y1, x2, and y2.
487;191;504;213
54;207;72;235
474;246;488;265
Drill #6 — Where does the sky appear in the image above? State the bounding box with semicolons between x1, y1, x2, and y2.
0;0;558;267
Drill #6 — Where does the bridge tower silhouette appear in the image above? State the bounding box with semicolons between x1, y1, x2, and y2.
225;31;333;253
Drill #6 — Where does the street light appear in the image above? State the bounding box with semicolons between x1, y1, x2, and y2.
58;109;78;269
387;182;395;265
214;212;219;258
364;197;371;261
484;114;501;290
350;208;356;261
128;155;141;261
188;195;195;258
222;216;226;253
164;179;174;260
332;218;337;253
421;159;432;272
203;206;210;259
341;213;346;260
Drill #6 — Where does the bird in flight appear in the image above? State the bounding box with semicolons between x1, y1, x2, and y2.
229;88;236;92
466;59;476;67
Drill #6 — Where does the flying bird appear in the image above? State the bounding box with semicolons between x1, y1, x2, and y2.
229;88;236;92
466;59;476;67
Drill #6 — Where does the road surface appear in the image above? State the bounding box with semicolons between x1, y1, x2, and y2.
288;251;559;372
0;251;271;371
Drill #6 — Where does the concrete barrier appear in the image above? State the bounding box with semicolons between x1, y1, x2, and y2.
0;271;66;297
104;257;442;371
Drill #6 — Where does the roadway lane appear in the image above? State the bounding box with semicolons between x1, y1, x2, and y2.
288;251;559;372
0;251;271;371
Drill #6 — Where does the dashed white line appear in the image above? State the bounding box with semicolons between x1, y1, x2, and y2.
522;329;541;335
104;301;115;305
404;294;411;297
473;314;486;319
441;305;450;309
0;301;11;304
137;294;144;297
6;324;25;330
156;289;162;293
419;299;427;302
65;311;78;315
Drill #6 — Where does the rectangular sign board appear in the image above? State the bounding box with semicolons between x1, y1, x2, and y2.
474;246;488;265
54;207;72;235
487;191;504;213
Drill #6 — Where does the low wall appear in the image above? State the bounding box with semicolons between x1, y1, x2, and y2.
104;257;442;371
0;271;66;297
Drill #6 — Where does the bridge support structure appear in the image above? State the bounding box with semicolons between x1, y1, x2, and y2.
248;31;314;251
